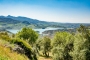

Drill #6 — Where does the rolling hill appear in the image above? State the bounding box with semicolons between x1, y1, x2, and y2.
0;15;90;30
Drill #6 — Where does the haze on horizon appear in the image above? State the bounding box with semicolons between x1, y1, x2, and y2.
0;0;90;23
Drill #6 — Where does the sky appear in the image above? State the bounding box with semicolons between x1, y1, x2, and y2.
0;0;90;23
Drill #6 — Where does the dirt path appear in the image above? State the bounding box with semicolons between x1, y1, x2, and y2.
38;56;52;60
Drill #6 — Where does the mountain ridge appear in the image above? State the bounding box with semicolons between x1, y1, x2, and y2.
0;15;90;29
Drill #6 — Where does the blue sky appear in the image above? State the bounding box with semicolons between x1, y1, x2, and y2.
0;0;90;23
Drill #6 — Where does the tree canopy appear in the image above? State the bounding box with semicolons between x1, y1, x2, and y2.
16;27;38;45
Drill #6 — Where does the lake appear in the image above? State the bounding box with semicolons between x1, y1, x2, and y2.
7;28;64;34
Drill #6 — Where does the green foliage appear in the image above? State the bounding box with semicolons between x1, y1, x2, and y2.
70;25;90;60
52;25;90;60
35;37;51;57
16;27;38;45
52;32;74;60
10;38;34;60
0;32;37;60
35;38;42;54
70;33;87;60
0;25;90;60
41;36;51;57
0;32;11;41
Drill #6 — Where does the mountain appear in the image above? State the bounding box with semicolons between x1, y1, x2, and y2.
6;15;48;24
0;15;50;29
0;15;90;29
0;18;21;24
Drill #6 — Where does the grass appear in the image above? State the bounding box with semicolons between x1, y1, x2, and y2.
0;32;33;59
0;42;29;60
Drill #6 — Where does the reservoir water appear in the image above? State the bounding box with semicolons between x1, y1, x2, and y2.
7;28;64;34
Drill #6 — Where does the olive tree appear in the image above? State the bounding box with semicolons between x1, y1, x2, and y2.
52;32;74;60
41;36;51;57
16;27;38;46
70;25;90;60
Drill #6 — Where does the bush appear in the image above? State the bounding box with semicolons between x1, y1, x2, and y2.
0;32;11;41
10;38;37;60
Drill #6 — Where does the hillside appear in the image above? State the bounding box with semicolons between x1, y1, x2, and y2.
0;15;48;24
7;15;48;24
0;25;90;60
0;18;21;24
0;15;90;30
0;31;37;60
0;40;29;60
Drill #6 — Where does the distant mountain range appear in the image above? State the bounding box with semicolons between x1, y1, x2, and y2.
0;15;90;29
0;15;48;24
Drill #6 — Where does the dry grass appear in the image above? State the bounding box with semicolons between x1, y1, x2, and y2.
0;40;29;60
